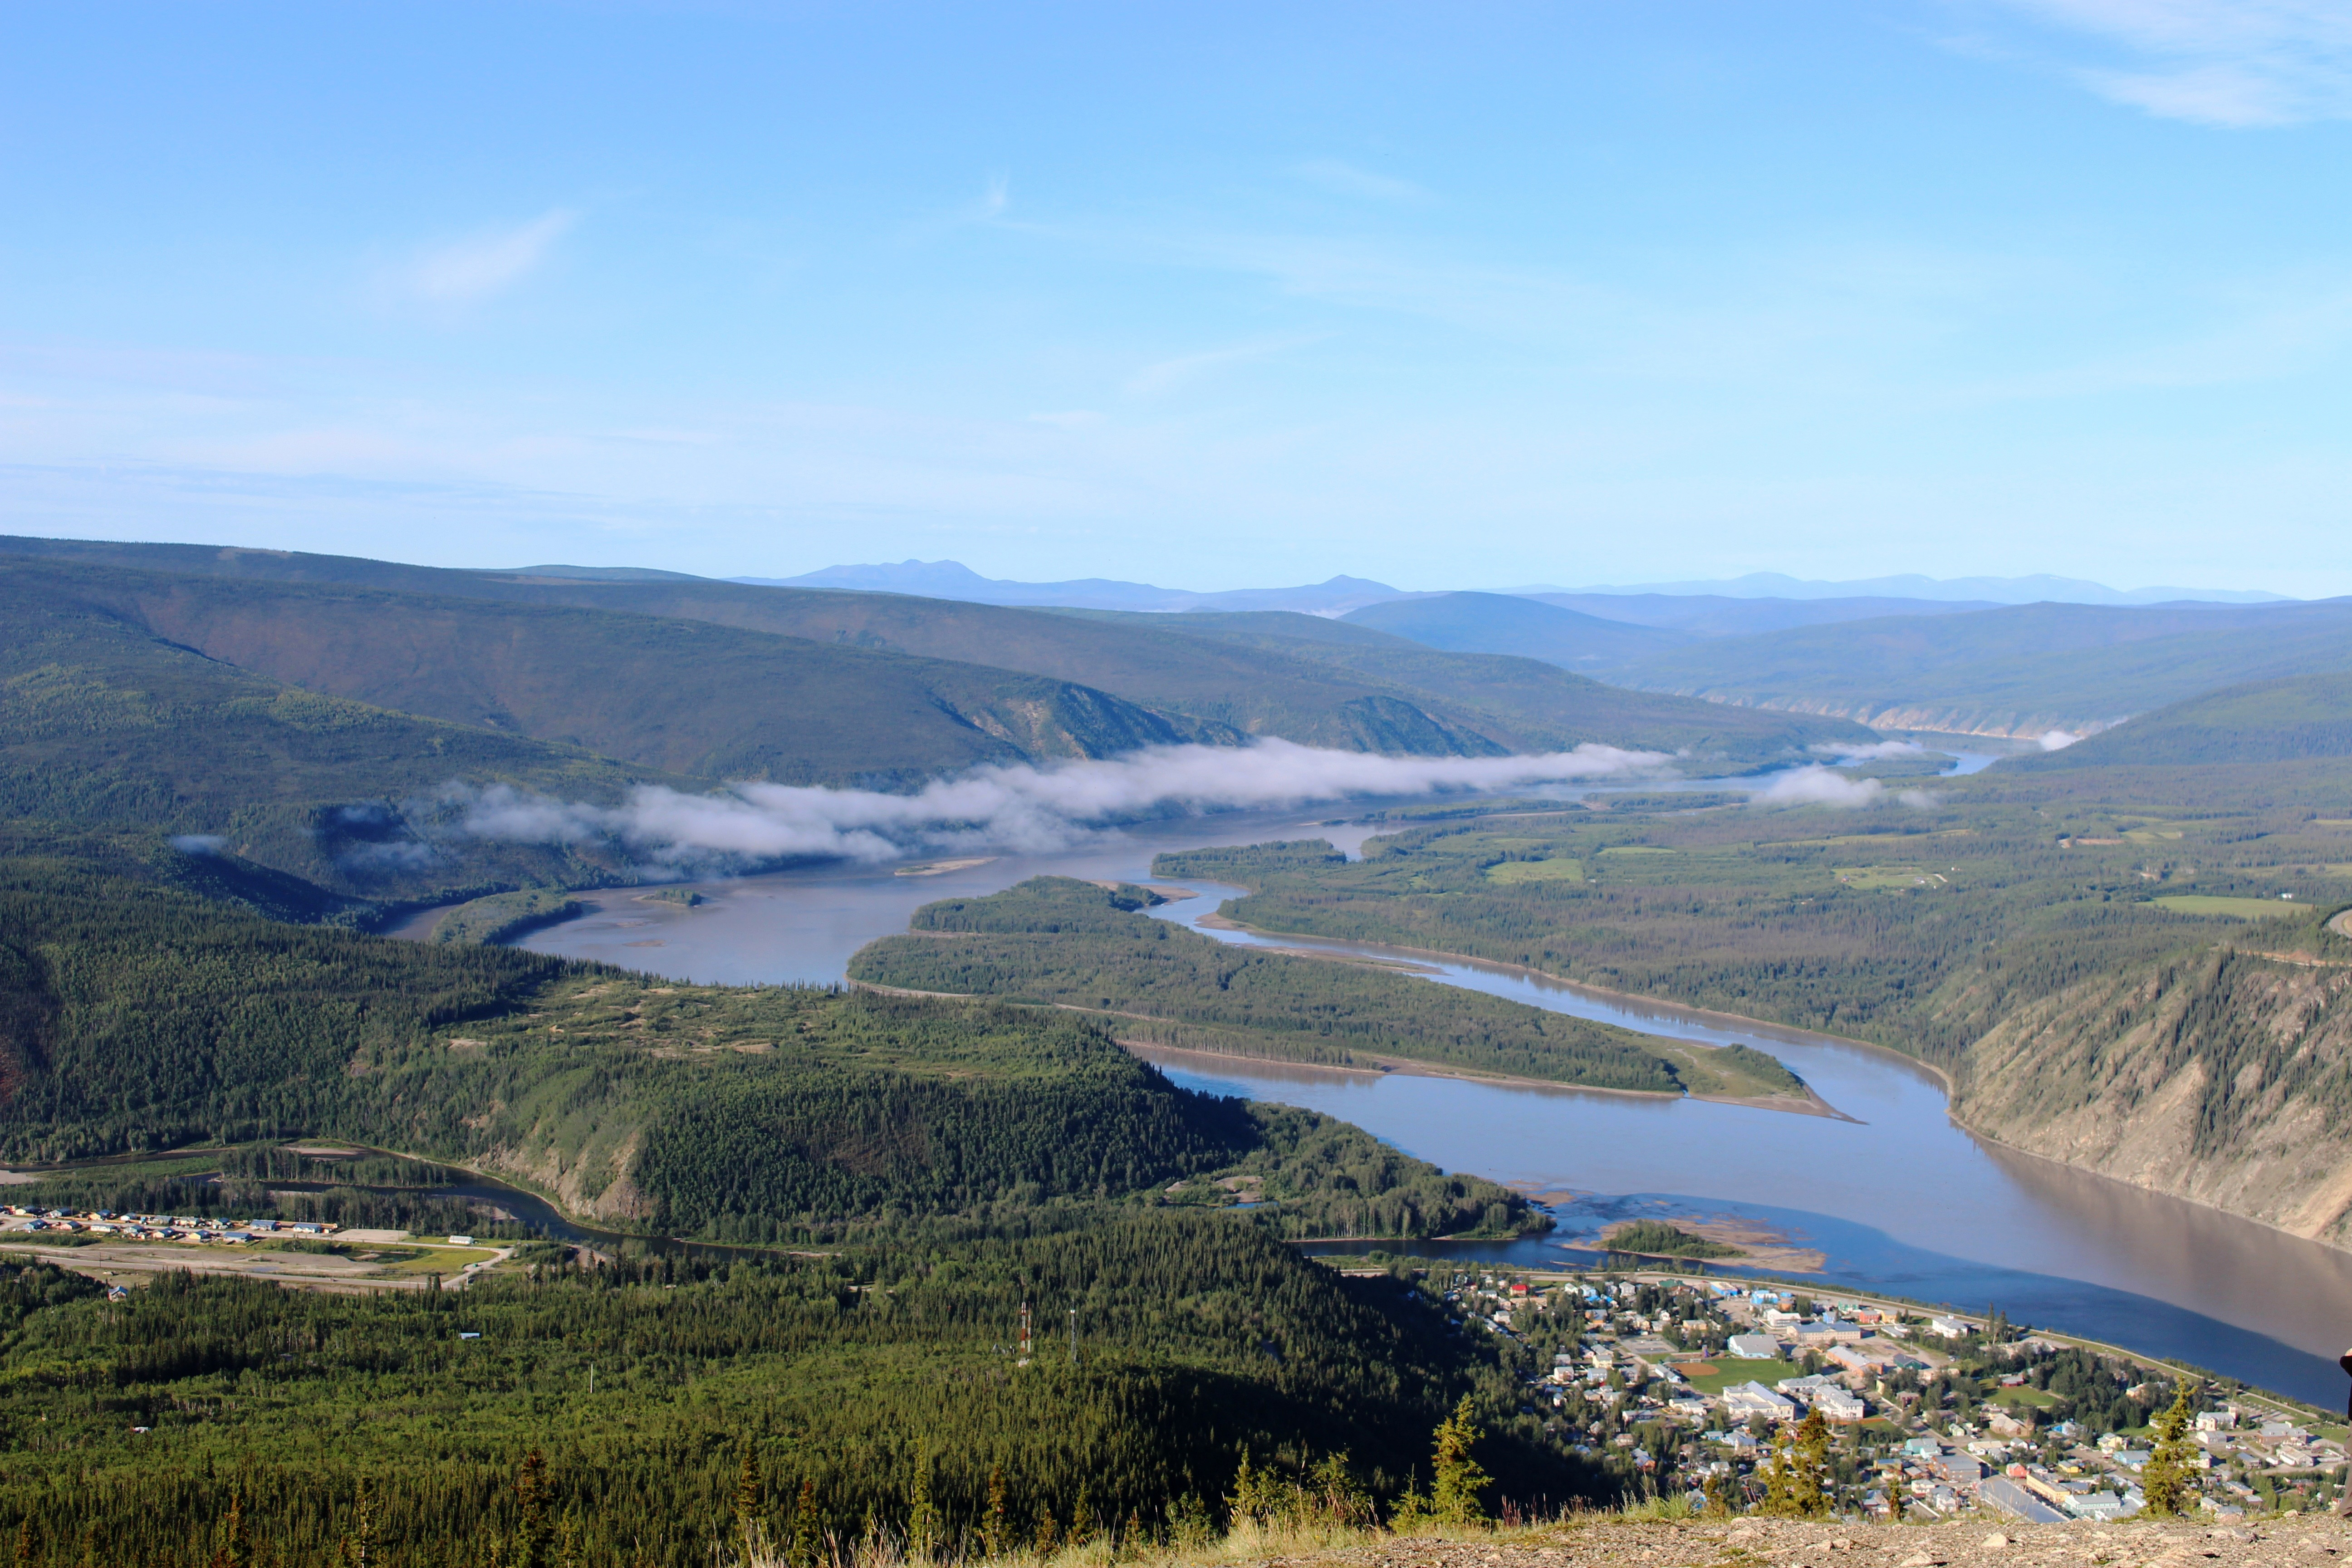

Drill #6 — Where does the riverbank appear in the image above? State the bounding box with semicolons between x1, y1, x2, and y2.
1193;908;1958;1097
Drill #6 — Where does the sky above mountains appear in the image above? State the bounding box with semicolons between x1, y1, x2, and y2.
4;2;2349;594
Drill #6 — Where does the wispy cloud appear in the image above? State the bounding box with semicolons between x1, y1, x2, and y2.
1990;0;2352;125
1124;333;1328;397
450;738;1674;870
1748;765;1940;809
1290;158;1431;202
395;209;578;304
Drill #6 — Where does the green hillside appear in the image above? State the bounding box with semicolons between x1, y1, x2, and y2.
1606;599;2352;734
0;559;1214;786
0;573;657;898
1048;607;1871;761
0;535;1871;763
2005;673;2352;769
1343;590;1690;669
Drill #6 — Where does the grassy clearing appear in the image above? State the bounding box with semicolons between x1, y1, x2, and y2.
376;1245;497;1275
1483;858;1584;886
1833;865;1945;892
2150;895;2303;919
1654;1044;1801;1100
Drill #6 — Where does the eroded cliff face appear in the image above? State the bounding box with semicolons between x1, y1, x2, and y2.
1950;947;2352;1247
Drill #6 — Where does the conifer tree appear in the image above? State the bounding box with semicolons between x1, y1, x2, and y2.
905;1444;940;1560
1031;1503;1058;1555
982;1466;1009;1559
208;1492;250;1568
513;1451;552;1568
735;1443;769;1557
1756;1411;1830;1519
14;1519;30;1568
2142;1382;2200;1517
789;1480;821;1568
1068;1483;1095;1547
1430;1397;1491;1526
338;1477;379;1568
1225;1450;1264;1529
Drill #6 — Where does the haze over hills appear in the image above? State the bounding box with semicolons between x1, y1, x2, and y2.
744;557;2291;612
1605;600;2352;738
1342;592;1691;671
1514;571;2293;607
743;558;1417;614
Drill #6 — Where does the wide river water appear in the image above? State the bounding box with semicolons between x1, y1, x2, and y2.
485;795;2352;1408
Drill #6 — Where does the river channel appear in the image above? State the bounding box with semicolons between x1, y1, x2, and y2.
496;796;2352;1408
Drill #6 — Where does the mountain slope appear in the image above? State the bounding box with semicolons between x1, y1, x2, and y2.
0;536;1870;761
1519;592;1998;638
1342;591;1689;670
1607;600;2352;736
1951;919;2352;1248
2003;673;2352;770
0;572;659;897
0;559;1219;786
1112;617;1872;760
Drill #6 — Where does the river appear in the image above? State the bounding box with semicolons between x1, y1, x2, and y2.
491;789;2352;1408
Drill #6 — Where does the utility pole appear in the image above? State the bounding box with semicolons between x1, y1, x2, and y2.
1068;1307;1077;1364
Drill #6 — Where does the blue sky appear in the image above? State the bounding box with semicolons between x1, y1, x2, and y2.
5;1;2351;593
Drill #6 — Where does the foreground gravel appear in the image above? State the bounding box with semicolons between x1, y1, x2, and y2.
1271;1514;2349;1568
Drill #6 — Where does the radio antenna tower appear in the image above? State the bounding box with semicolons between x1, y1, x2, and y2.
1017;1300;1032;1366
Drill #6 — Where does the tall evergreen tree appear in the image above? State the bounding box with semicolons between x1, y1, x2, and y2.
2142;1383;2200;1517
207;1493;249;1568
982;1465;1009;1558
513;1451;553;1568
1430;1396;1491;1526
735;1443;769;1557
1756;1410;1830;1518
904;1444;940;1560
789;1480;821;1568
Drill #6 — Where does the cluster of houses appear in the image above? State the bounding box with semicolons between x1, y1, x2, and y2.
1;1205;338;1244
1445;1270;2339;1524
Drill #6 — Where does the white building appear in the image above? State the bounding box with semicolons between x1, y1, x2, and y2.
1723;1382;1797;1421
1726;1333;1781;1359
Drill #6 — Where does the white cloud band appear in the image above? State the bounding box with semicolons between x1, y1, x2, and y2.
453;737;1673;868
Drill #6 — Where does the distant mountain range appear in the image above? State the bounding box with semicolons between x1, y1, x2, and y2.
1507;571;2290;607
735;559;1413;614
745;559;2291;613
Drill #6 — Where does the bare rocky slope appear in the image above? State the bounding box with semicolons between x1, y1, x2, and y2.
1949;932;2352;1250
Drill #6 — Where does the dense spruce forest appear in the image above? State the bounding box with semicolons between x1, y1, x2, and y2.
0;1225;1600;1568
848;877;1697;1093
0;847;1540;1244
0;833;1612;1563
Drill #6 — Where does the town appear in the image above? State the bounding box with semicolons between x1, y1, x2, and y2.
2;1204;345;1243
1411;1266;2347;1524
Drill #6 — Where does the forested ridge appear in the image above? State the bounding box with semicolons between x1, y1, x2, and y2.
0;1221;1602;1568
0;848;1538;1243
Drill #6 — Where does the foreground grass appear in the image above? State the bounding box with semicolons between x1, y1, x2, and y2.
751;1507;2318;1568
